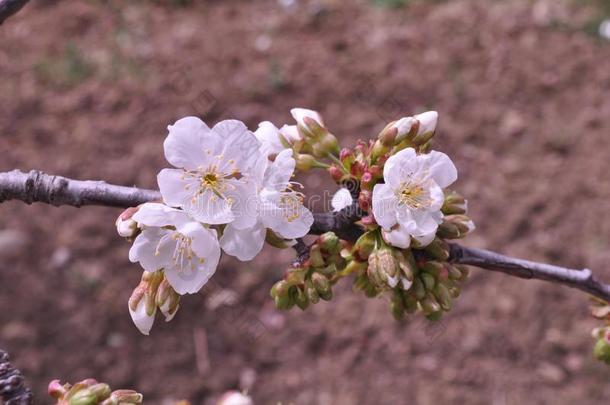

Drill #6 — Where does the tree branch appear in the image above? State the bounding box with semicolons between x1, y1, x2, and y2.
449;244;610;301
0;0;30;25
0;349;33;405
1;169;609;302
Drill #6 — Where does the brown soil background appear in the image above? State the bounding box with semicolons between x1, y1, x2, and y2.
2;0;610;404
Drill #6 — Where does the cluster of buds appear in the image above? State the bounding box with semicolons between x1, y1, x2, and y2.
291;108;340;160
48;379;142;405
343;189;472;320
270;232;344;310
128;271;180;335
590;298;610;364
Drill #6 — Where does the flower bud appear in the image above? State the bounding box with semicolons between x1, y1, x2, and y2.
434;283;452;311
317;232;340;255
412;277;426;300
295;286;309;310
217;391;254;405
358;189;372;212
420;272;436;291
89;383;112;402
128;271;163;335
68;388;97;405
309;245;325;268
423;238;450;261
390;290;405;321
48;380;68;399
421;293;441;314
442;191;467;215
156;278;180;322
294;153;316;171
311;273;332;300
437;215;476;239
313;134;340;157
306;284;320;304
593;334;610;364
328;165;344;182
116;207;139;238
391;117;417;144
102;390;143;405
291;108;327;139
367;248;399;289
411;111;438;145
370;140;390;162
354;231;376;261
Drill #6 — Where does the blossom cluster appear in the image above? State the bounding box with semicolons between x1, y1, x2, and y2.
117;110;323;334
118;107;475;333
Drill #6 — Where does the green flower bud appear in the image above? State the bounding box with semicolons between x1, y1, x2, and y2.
421;293;441;314
306;284;320;304
295;153;316;171
89;383;112;402
354;231;377;260
390;291;405;321
437;215;475;239
295;287;309;310
412;277;427;300
68;389;97;405
312;273;331;300
420;273;436;291
309;245;325;268
434;283;452;311
102;390;143;405
367;248;399;289
593;336;610;364
442;191;467;215
423;238;450;262
318;232;341;255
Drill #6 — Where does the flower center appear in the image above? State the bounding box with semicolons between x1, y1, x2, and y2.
279;183;305;222
203;173;219;188
398;182;431;209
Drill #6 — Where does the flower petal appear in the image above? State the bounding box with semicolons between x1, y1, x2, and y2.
157;168;197;209
184;188;234;225
212;120;261;176
382;147;418;188
422;150;457;189
410;209;442;236
165;223;221;294
331;188;353;212
220;222;266;261
129;299;156;336
412;229;437;247
129;228;172;272
132;202;191;228
263;149;295;191
381;226;411;249
275;206;314;239
226;178;258;230
164;116;215;170
372;183;398;229
255;121;286;156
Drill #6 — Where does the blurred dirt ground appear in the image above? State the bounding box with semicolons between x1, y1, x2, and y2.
1;0;610;404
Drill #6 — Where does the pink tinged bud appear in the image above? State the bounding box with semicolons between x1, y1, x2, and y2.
106;390;143;404
328;165;344;182
361;171;374;190
340;147;355;164
116;206;140;238
358;190;372;212
217;391;254;405
48;380;68;399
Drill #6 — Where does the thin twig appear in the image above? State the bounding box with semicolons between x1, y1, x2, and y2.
449;244;610;302
0;0;30;25
0;349;34;405
1;169;609;301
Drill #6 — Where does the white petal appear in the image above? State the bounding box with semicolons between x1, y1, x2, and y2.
409;210;442;236
225;178;258;230
394;117;415;137
129;299;156;336
275;206;314;239
290;108;323;127
164;116;215;170
212;120;261;176
129;228;172;272
382;147;418;188
184;188;234;225
132;202;191;228
166;223;221;294
372;183;398;229
381;226;411;249
255;121;286;156
422;150;457;189
331;188;352;212
414;111;438;135
412;229;437;247
279;124;301;142
220;222;266;261
263;149;295;191
159;301;179;322
157;168;197;209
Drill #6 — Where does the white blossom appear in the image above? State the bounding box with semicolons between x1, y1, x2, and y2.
157;117;261;227
129;203;221;294
414;111;438;137
220;149;314;261
372;147;457;249
331;188;352;212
